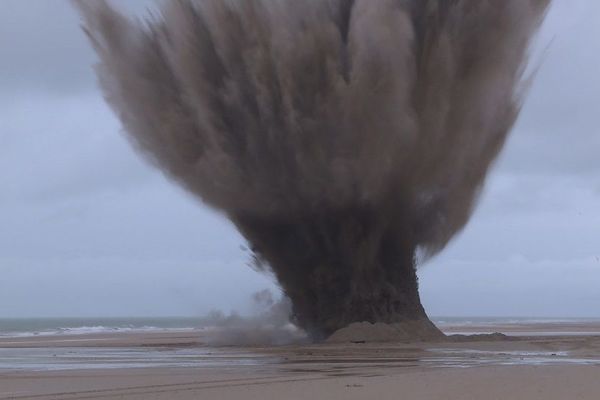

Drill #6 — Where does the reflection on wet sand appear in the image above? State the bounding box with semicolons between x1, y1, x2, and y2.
2;321;600;399
1;336;600;372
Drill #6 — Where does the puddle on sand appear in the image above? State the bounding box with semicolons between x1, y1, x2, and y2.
0;347;280;372
424;348;600;368
280;346;600;372
1;346;599;372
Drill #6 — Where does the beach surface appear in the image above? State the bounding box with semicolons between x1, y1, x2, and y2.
1;321;600;399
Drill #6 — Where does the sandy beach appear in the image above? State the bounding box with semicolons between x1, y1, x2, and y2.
2;364;600;400
1;321;600;399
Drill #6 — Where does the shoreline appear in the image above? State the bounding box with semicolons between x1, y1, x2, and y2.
2;322;600;399
0;330;205;349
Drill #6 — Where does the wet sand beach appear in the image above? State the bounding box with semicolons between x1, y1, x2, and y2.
1;321;600;399
2;364;600;400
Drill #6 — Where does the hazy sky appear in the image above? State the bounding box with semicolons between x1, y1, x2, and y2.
1;0;599;318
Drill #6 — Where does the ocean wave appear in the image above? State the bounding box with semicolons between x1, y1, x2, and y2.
0;325;197;338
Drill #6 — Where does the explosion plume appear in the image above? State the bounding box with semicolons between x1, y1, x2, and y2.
76;0;550;340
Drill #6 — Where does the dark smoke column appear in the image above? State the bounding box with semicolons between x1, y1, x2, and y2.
77;0;550;340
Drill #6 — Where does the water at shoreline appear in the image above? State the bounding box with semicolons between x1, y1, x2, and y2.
2;317;600;338
2;317;600;372
0;318;206;338
1;345;599;372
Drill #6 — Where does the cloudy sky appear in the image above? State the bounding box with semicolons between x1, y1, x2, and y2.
1;0;598;319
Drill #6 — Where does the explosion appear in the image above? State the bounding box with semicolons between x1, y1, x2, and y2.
77;0;550;340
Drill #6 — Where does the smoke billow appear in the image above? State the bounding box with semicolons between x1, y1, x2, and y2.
76;0;550;340
197;290;306;346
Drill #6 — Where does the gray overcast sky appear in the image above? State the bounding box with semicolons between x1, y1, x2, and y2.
0;0;598;318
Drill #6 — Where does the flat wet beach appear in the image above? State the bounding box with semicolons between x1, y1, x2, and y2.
2;320;600;399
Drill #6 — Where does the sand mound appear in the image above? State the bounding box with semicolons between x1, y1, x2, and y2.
327;320;446;343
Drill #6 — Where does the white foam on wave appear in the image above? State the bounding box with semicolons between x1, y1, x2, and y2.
434;317;600;327
0;326;197;338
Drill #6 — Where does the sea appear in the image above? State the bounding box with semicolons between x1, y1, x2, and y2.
0;317;204;338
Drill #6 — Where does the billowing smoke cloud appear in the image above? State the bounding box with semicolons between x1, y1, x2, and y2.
76;0;550;340
197;289;306;346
